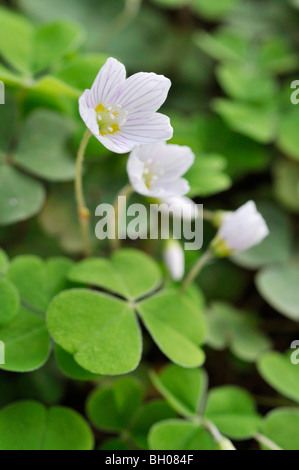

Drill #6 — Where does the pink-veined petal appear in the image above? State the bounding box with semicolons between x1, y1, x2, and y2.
89;57;126;108
117;73;171;113
121;112;173;144
79;90;100;136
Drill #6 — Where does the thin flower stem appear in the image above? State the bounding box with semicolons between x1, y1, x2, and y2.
192;417;235;450
254;433;282;451
181;250;213;294
110;183;134;252
75;129;92;257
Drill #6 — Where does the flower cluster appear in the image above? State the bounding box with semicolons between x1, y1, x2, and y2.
79;57;269;280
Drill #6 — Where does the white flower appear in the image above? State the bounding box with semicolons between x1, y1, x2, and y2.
211;201;269;257
164;239;185;281
79;57;173;153
127;141;195;198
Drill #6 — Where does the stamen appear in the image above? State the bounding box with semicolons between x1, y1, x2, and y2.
95;103;127;135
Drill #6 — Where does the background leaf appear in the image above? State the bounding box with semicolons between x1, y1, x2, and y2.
0;401;94;450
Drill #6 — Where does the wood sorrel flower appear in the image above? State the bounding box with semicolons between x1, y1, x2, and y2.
164;239;185;281
127;141;194;198
211;201;269;257
79;57;173;153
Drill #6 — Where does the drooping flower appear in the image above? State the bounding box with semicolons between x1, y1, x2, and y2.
163;239;185;281
127;141;195;198
79;57;173;153
210;201;269;257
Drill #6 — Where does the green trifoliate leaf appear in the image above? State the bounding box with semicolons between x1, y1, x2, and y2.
277;108;299;162
206;302;271;363
137;291;206;368
151;364;208;417
0;306;51;372
0;279;20;326
258;352;299;404
130;400;176;449
86;378;143;432
47;289;142;375
32;21;85;74
0;249;9;277
216;63;278;104
14;110;76;182
0;401;94;450
149;420;216;450
54;53;108;93
0;7;33;74
54;345;99;381
212;99;278;144
194;28;249;63
260;408;299;450
68;249;162;301
186;154;231;197
0;164;45;226
204;386;261;439
256;264;299;321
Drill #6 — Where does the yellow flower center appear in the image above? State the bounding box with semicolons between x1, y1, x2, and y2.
95;103;127;136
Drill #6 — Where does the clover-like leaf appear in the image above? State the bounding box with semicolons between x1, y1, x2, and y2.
213;99;277;144
206;302;271;363
0;7;33;74
86;377;143;432
0;278;20;326
54;345;99;381
204;386;261;440
0;401;94;450
130;400;176;449
186;154;231;197
149;419;216;450
68;249;162;300
258;352;299;404
137;291;206;368
0;306;51;372
14;110;76;182
32;21;85;74
0;249;9;277
216;63;278;104
256;264;299;321
260;408;299;450
0;164;45;226
151;364;208;417
47;289;142;375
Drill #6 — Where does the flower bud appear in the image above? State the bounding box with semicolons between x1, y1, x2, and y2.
217;438;236;451
210;201;269;257
163;239;185;282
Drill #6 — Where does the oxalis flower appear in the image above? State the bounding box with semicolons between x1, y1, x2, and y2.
79;57;173;153
127;141;199;220
127;141;194;198
211;201;269;257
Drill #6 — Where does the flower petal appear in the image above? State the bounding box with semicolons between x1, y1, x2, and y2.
117;73;171;113
151;178;190;198
122;112;173;143
79;90;100;136
89;57;126;108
